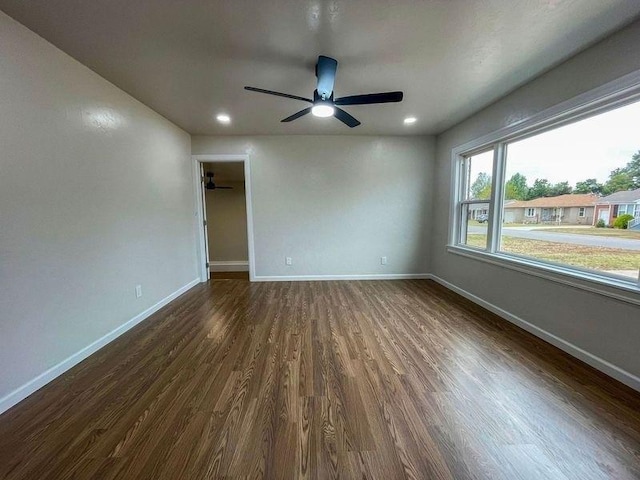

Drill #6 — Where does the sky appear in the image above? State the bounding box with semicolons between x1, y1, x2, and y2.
469;99;640;187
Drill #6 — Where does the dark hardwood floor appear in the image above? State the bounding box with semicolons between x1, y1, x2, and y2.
210;271;250;280
0;279;639;479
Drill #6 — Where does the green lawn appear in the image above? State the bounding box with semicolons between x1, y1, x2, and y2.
465;234;640;272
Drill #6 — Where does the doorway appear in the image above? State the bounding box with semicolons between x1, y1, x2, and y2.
599;209;610;225
192;155;255;282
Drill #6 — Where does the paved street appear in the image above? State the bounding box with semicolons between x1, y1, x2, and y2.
468;226;640;251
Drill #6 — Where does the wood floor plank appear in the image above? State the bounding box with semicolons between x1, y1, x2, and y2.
0;279;639;479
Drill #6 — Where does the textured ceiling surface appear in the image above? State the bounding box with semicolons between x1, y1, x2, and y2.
1;0;639;135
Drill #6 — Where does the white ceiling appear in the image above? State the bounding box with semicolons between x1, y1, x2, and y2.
1;1;639;136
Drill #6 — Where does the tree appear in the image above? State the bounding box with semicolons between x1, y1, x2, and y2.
603;169;633;195
527;178;551;200
602;150;640;194
574;178;603;194
549;181;573;196
627;150;640;189
470;172;492;199
504;173;528;200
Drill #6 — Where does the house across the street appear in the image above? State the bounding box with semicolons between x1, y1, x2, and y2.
503;193;598;225
595;188;640;228
468;202;490;221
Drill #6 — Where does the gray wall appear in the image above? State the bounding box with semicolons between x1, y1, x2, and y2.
564;206;594;225
206;181;249;262
431;20;640;384
192;136;435;278
0;12;199;405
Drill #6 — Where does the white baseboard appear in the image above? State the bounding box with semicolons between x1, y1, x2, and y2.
209;261;249;272
427;274;640;392
252;273;431;282
0;278;200;416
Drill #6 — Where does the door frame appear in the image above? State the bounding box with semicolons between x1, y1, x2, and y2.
192;154;256;282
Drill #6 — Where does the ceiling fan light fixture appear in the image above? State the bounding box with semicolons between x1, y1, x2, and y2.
216;113;231;124
311;104;335;118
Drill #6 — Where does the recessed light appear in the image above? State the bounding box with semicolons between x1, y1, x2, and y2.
311;104;335;118
404;117;417;125
216;113;231;124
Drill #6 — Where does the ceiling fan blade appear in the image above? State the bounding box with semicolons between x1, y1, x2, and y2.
316;56;338;99
335;91;404;106
334;107;361;128
281;107;312;122
244;86;313;103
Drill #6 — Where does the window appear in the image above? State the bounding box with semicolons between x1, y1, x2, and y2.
452;88;640;295
457;149;494;249
619;204;637;216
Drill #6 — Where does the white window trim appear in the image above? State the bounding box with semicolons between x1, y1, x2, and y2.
525;208;536;217
578;207;586;217
448;68;640;305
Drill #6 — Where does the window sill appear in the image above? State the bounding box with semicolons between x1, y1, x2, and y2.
446;245;640;307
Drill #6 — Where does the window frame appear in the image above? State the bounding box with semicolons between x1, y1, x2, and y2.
619;204;638;216
448;69;640;305
457;148;496;250
578;207;586;218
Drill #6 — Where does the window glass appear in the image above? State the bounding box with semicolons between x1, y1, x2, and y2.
499;100;640;282
459;150;494;249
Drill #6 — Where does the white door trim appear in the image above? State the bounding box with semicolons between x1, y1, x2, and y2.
192;154;256;282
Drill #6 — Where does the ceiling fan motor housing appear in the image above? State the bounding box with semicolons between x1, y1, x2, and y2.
313;89;333;104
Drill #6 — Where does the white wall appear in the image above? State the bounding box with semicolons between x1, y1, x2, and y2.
431;20;640;388
0;11;199;411
206;181;249;263
192;136;435;279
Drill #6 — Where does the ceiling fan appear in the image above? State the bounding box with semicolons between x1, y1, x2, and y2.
204;172;233;190
244;55;403;128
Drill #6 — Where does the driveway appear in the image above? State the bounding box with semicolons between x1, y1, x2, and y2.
468;226;640;251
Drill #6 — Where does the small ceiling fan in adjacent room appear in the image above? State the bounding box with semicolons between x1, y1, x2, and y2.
244;55;403;128
204;172;233;190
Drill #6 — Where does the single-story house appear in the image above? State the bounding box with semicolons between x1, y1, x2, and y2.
594;188;640;227
503;193;598;225
468;202;489;220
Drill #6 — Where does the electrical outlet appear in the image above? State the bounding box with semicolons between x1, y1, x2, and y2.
285;257;292;266
135;285;142;298
381;256;388;265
